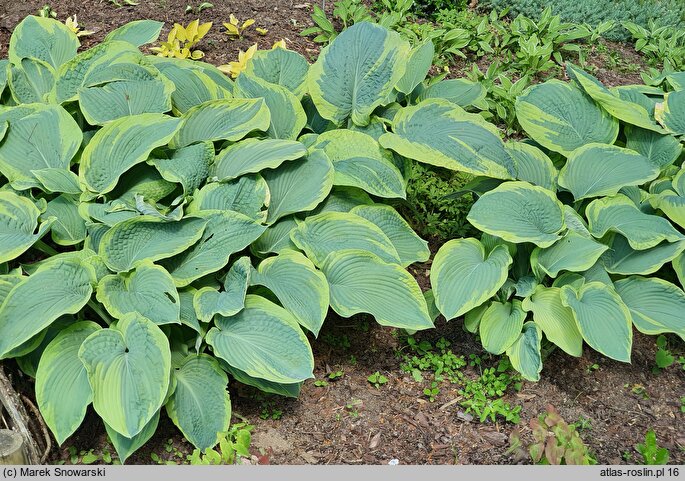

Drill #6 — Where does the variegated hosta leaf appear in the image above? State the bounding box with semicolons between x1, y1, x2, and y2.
674;253;685;289
308;21;409;126
251;250;329;336
601;234;685;275
262;150;334;224
506;322;543;382
188;175;269;222
479;300;526;355
106;411;160;464
212;138;307;181
109;164;177;204
99;216;208;273
244;47;309;98
396;40;434;95
251;217;298;257
650;172;685;228
79;313;171;438
586;194;684;249
467;181;565;248
104;20;164;47
505;142;558;191
614;276;685;339
531;230;608;278
206;295;314;384
79;113;182;194
379;99;516;179
522;285;583;357
350;204;429;267
558;143;659;200
8;58;55;104
291;211;400;267
170;98;269;148
560;282;632;362
9;16;79;70
0;191;53;264
312;130;405;199
97;261;180;325
166;354;231;451
655;89;685;135
431;238;512;320
178;289;202;333
0;259;95;358
624;125;682;169
32;168;81;195
415;78;486;108
193;257;251;322
321;249;433;330
515;80;618;156
42;194;86;246
221;362;302;398
149;142;213;195
35;321;100;445
310;186;374;215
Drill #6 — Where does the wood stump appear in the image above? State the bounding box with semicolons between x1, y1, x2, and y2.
0;366;41;464
0;430;26;464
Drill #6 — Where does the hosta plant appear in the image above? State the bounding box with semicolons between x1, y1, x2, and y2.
426;63;685;381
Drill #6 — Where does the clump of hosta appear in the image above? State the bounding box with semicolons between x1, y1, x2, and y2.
0;16;497;461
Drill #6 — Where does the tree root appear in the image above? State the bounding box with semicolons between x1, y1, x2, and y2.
0;365;41;464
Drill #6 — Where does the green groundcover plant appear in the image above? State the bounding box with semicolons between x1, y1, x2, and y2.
0;16;495;461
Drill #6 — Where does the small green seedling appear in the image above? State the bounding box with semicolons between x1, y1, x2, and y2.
367;371;388;388
636;429;669;465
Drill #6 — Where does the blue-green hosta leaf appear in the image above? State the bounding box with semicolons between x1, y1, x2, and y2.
396;40;434;95
506;322;543;382
262;150;334;224
625;125;682;169
515;80;618;156
674;253;685;289
310;186;374;215
0;259;95;358
251;217;298;256
312;130;405;199
467;181;565;247
531;230;608;278
235;73;306;140
522;285;583;357
22;249;108;283
0;191;53;264
379;99;516;179
244;48;309;98
193;257;252;322
104;20;164;46
350;204;429;267
560;282;632;362
655;90;685;135
0;275;24;313
291;211;400;267
99;216;207;272
212;138;307;181
41;194;86;246
15;317;74;379
0;60;7;94
586;194;684;249
321;249;433;330
97;261;180;325
431;237;511;320
171;98;269;148
35;321;100;445
149;142;213;196
9;16;79;69
79;201;139;227
188;175;269;223
178;289;202;333
108;164;177;204
415;79;486;108
166;354;231;451
479;300;526;355
221;362;302;398
31;168;81;195
79;113;182;194
558;144;659;200
79;313;171;438
505;142;558;191
650;188;685;229
0;104;82;190
601;234;685;275
106;411;160;464
8;58;55;104
251;250;329;336
162;211;265;287
614;276;685;338
308;21;409;126
206;295;314;384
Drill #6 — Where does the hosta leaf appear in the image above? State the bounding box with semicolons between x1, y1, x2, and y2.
206;295;314;383
655;90;685;135
251;250;329;336
431;238;512;320
35;321;100;445
558;144;659;200
212;138;307;181
505;142;558;191
506;322;543;382
396;40;434;95
162;211;265;287
244;48;309;98
479;300;526;355
166;354;231;451
104;20;165;46
560;282;632;362
221;363;302;398
321;249;433;330
415;78;486;108
313;130;405;199
97;261;180;325
235;73;307;140
291;211;400;266
0;191;53;264
650;190;685;229
109;164;177;204
522;285;583;357
0;259;95;358
178;289;202;333
601;235;685;275
79;113;182;194
614;276;685;338
467;181;565;247
531;231;608;278
674;253;685;289
310;186;374;215
188;175;269;222
251;217;298;256
379;99;516;179
308;21;409;126
586;194;684;249
9;16;79;69
262;150;334;224
42;194;86;246
193;257;251;322
79;201;139;227
79;313;171;438
350;204;429;267
149;142;213;195
32;168;81;195
106;411;159;464
625;125;682;169
515;80;618;156
8;58;55;104
99;216;207;273
170;98;269;148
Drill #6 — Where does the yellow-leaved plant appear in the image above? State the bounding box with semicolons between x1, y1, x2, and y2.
151;19;212;60
223;14;254;39
219;40;286;78
65;15;95;37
